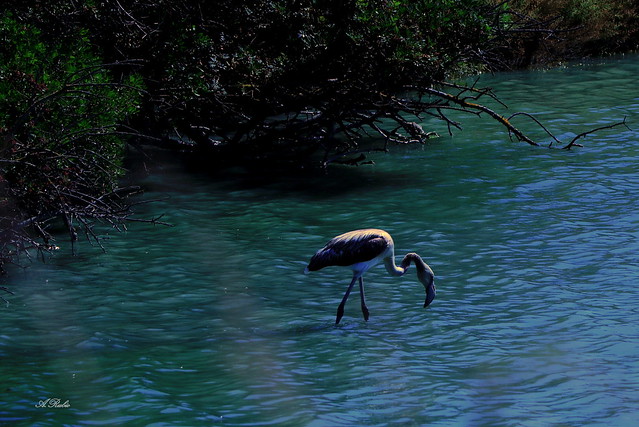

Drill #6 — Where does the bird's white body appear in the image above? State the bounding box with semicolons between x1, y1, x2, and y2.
349;252;388;276
305;228;435;324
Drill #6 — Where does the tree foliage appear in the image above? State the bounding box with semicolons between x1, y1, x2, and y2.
503;0;639;63
0;8;144;270
74;0;510;164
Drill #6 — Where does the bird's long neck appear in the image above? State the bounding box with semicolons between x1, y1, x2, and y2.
384;251;407;276
385;251;435;284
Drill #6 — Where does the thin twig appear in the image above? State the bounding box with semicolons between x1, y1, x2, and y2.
561;117;630;149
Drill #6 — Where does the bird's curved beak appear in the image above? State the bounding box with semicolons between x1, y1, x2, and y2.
424;282;436;308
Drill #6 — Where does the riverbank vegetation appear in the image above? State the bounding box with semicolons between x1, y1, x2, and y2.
505;0;639;64
1;0;636;273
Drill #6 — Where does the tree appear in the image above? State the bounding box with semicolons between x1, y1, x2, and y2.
0;9;148;271
74;0;625;166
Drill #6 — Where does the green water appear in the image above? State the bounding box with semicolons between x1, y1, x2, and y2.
2;55;639;426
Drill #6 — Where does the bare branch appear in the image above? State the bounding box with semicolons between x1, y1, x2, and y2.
420;86;539;146
507;112;563;147
562;118;630;150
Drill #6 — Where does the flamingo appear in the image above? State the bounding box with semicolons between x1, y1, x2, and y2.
304;229;436;324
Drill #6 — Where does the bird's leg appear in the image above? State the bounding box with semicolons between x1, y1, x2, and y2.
336;275;358;325
359;277;369;321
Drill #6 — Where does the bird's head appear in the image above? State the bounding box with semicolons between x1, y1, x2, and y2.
423;278;436;308
417;263;436;308
404;253;436;308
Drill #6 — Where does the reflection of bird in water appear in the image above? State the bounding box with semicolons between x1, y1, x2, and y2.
304;229;436;325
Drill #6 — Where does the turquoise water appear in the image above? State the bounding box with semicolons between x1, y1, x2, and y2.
1;54;639;426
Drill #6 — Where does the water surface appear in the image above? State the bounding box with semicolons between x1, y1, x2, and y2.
1;54;639;426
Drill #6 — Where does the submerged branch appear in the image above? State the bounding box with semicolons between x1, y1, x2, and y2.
0;286;14;306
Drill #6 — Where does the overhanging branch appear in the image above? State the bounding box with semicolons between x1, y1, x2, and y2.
420;86;539;146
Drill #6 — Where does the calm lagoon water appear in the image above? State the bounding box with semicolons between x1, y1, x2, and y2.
1;55;639;426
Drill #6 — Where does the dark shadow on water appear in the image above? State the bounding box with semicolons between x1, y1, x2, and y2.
251;322;336;337
124;144;429;200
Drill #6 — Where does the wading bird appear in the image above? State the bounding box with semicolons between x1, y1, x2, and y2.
304;229;436;324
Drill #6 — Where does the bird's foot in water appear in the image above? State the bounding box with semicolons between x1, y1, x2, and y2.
335;305;345;325
361;305;369;321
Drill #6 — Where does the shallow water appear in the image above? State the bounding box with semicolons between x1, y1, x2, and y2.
1;54;639;426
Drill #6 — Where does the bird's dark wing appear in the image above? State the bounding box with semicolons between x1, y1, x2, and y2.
306;231;390;271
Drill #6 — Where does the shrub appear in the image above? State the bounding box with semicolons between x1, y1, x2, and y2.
0;10;143;265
